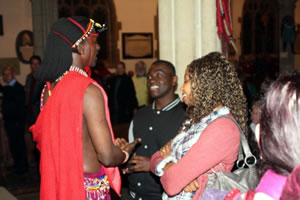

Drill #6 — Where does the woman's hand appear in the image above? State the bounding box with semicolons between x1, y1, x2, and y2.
183;179;199;192
160;141;172;158
163;162;174;172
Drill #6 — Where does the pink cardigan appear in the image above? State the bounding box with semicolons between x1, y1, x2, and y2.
150;117;240;199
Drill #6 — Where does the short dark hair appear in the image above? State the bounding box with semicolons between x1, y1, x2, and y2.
151;60;176;76
30;55;41;64
260;74;300;175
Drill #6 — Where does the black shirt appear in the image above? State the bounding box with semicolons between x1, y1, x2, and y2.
127;96;186;200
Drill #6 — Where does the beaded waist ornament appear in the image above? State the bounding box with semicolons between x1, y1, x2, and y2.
84;174;110;200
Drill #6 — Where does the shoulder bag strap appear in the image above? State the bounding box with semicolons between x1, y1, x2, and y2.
218;115;256;167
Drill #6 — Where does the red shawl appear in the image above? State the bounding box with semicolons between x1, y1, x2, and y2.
30;71;121;200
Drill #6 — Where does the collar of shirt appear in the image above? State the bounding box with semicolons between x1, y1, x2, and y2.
152;95;181;111
5;78;16;86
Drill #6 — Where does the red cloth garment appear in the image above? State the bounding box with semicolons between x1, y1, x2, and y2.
30;71;121;200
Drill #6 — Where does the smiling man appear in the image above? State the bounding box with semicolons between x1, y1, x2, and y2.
2;66;28;174
125;60;186;200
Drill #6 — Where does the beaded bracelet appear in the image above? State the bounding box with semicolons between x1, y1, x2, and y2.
122;150;129;164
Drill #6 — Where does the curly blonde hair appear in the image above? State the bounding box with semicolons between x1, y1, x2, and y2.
185;52;248;135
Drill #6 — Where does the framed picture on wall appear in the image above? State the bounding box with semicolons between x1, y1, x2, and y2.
16;30;34;64
122;33;153;59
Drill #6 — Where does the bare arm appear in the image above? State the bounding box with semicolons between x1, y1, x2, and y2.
83;84;125;167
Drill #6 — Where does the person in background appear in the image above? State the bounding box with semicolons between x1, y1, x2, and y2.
132;60;149;108
108;62;138;124
25;55;44;170
150;52;248;199
2;66;28;174
25;55;44;126
91;59;111;93
282;15;295;53
127;70;134;78
248;98;264;160
116;60;186;200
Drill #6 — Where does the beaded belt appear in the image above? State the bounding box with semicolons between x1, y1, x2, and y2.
84;175;110;200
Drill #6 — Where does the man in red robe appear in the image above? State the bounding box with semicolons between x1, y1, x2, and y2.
30;16;139;200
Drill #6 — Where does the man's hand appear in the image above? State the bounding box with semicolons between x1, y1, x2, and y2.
115;138;128;150
160;141;172;158
122;156;150;174
183;179;199;193
115;138;141;155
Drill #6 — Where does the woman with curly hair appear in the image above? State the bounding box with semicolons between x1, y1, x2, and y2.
150;52;248;199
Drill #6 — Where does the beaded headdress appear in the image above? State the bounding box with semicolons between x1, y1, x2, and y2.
68;18;106;48
52;17;106;50
35;16;107;82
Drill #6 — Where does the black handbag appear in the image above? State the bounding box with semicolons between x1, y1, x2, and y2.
205;115;259;193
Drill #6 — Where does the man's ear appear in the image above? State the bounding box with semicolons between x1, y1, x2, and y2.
77;43;85;55
172;75;178;87
172;75;178;91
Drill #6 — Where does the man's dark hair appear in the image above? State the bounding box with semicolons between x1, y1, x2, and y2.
151;60;176;75
30;55;41;64
34;16;94;82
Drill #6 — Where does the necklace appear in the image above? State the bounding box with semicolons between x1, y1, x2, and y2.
55;66;88;82
40;66;88;110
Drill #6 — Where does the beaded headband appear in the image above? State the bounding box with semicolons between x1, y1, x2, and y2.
67;18;106;48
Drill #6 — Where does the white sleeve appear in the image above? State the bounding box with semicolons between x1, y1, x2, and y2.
128;120;134;143
155;156;177;177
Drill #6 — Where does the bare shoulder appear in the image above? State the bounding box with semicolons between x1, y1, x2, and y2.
83;83;106;118
84;84;104;104
85;84;104;98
